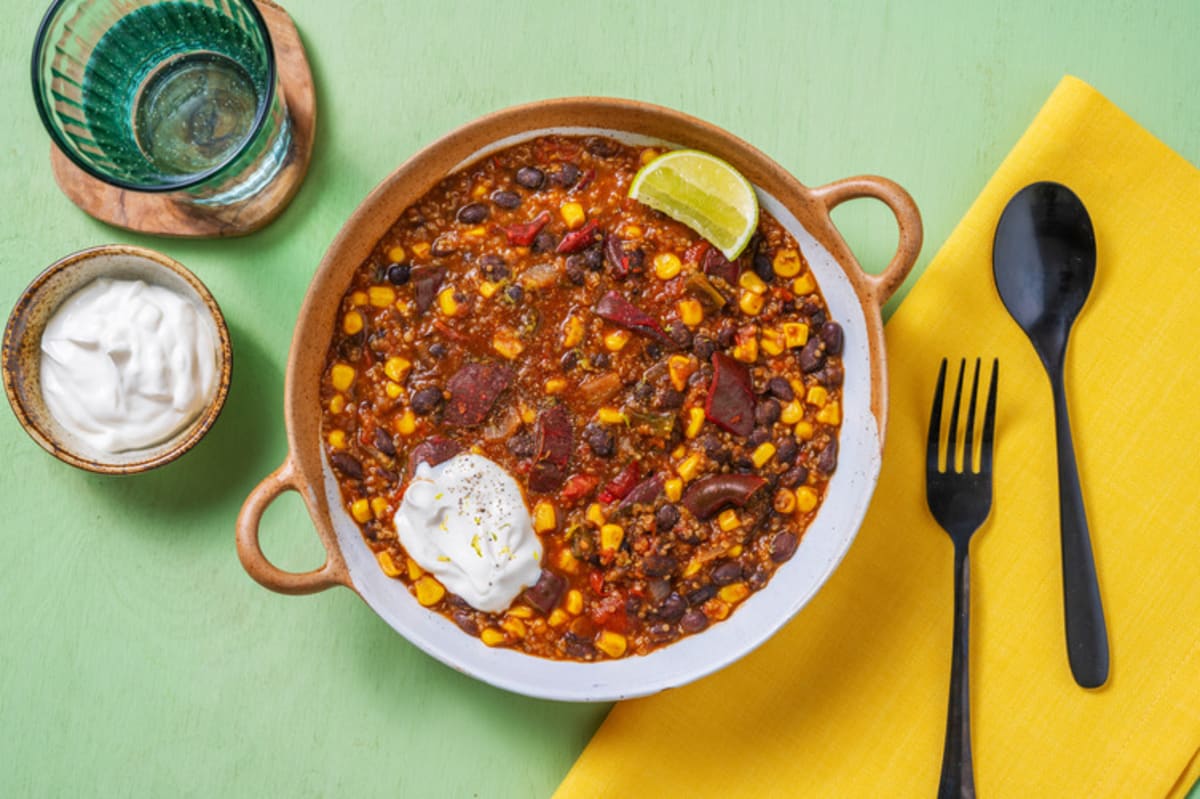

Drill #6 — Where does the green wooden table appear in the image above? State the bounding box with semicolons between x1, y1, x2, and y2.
2;2;1198;796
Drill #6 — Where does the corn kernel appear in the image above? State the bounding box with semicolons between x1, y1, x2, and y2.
640;148;660;165
342;311;364;335
370;497;389;519
383;382;402;401
562;315;585;349
719;582;751;604
717;509;740;532
479;280;500;298
534;501;558;533
507;605;533;619
480;628;507;647
600;524;625;552
386;245;406;263
376;550;402;578
411;242;431;258
330;363;355;392
595;630;627;658
677;453;703;482
406;558;424;580
561;201;586;229
796;486;819;512
738;290;765;316
783;322;810;348
726;544;743;557
545;377;567;395
328;429;347;449
751;442;777;468
760;328;784;356
807;385;828;407
492;327;524;359
773;249;803;277
415;576;445;606
817;401;841;425
773;488;797;515
792;272;816;295
384;356;411;382
586;503;605;527
678;298;704;328
731;335;758;363
471;183;488;199
369;285;396;307
685;407;706;439
395;409;417;436
565;589;583;615
556;548;581;574
437;287;460;316
739;271;767;294
705;599;731;620
548;609;570;628
465;225;487;238
623;224;643;237
603;328;631;351
653;252;683;280
501;616;527;638
597;407;627;425
350;498;371;523
350;290;368;307
683;558;703;577
329;394;346;415
668;354;694;391
664;477;683;502
794;420;815;440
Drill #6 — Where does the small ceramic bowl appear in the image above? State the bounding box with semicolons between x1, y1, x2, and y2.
3;244;232;474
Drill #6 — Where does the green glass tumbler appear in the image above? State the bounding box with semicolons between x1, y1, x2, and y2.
32;0;292;205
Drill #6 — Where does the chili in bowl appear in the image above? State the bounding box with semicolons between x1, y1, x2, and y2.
237;98;921;700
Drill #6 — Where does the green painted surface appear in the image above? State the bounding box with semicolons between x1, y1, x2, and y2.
2;1;1198;796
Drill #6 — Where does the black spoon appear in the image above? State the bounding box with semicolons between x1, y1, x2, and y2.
992;181;1109;689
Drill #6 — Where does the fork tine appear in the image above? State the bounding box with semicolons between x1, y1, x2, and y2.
964;358;981;473
927;359;948;475
946;359;966;472
979;359;999;474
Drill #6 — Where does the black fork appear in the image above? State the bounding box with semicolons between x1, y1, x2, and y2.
927;358;999;799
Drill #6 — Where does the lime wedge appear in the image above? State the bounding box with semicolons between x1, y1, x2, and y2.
629;149;759;260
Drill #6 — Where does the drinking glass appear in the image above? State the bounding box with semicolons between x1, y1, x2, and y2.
32;0;292;206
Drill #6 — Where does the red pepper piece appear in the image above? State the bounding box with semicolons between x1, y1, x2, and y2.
593;291;675;347
555;219;602;254
588;570;605;595
599;461;641;504
504;210;551;246
560;473;599;504
705;352;755;436
572;168;596;193
683;240;710;264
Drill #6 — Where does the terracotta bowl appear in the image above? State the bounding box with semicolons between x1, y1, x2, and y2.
3;244;232;474
237;98;921;701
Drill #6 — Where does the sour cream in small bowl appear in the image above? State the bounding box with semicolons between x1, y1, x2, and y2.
3;244;232;474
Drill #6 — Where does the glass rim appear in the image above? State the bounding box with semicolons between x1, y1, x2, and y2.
30;0;279;194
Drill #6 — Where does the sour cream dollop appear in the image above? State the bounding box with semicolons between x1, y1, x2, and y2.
39;278;219;454
394;454;542;612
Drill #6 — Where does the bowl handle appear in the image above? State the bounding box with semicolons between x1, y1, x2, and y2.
236;458;346;595
810;175;923;307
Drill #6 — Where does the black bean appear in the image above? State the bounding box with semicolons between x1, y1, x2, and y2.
776;437;798;464
583;423;615;457
700;434;730;465
820;321;844;355
453;611;480;636
565;257;586;285
755;398;781;426
817;439;838;474
632;381;654;404
798;338;825;372
583;244;605;272
491;190;521;210
515;166;544;189
456;202;489;224
733;456;756;472
712;561;743;586
687;585;716;606
717;322;736;348
658;593;687;623
585;136;620;157
505;284;524;303
748;564;770;591
655;504;680;531
643;553;678;577
480;254;508;281
507;430;535;459
680;609;710;633
374;428;396;457
591;352;611;369
648;622;679;645
385;262;411;285
560;350;580;371
330;452;363;480
656;388;685;410
766;376;794;401
523;569;566;615
771;531;798;562
564;635;596;660
431;236;456;257
531;230;557;254
820;363;844;388
410;387;444;415
555;162;581;188
753;252;775;282
668;321;692;348
688;369;709;387
645;342;662;361
748;428;770;447
428;342;447;358
781;465;809;488
693;335;717;361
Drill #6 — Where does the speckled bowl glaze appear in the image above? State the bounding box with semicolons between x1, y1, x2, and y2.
237;98;921;701
3;244;232;474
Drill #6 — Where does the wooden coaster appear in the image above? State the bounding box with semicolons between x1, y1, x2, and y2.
49;0;315;238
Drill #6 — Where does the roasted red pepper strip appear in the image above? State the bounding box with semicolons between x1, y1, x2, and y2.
598;461;641;504
593;291;675;347
556;219;602;254
560;473;599;504
572;168;596;193
683;240;710;264
504;210;551;246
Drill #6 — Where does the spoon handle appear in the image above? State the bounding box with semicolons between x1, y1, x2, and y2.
938;545;976;799
1050;369;1110;688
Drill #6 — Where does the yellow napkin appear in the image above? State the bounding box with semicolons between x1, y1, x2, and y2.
555;76;1200;799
